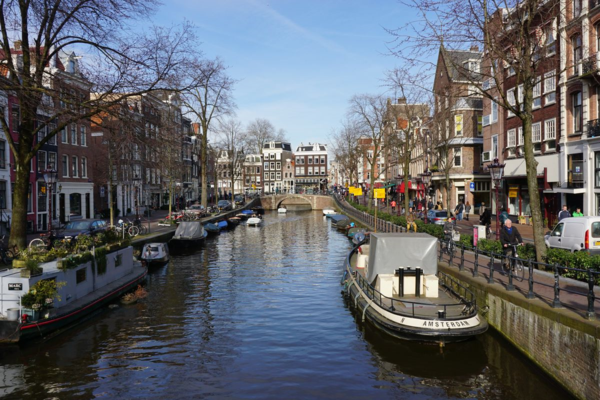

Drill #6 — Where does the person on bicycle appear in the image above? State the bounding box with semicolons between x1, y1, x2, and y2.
500;219;523;267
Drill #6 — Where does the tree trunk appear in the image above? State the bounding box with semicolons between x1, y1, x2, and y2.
201;121;208;207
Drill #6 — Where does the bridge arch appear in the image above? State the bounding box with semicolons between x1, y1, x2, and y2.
276;195;313;210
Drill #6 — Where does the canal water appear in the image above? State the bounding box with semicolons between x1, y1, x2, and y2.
0;211;573;399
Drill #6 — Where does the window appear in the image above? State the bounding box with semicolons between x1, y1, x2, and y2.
573;91;583;133
507;129;516;147
491;99;498;123
276;172;281;180
11;105;19;133
545;20;556;55
270;172;275;180
37;182;47;212
321;166;326;175
72;156;78;177
48;123;57;145
477;116;483;136
62;155;69;177
597;24;600;54
518;127;524;146
61;127;68;143
573;35;582;74
320;156;325;164
264;162;269;170
296;157;301;164
27;183;32;213
544;72;556;104
81;157;87;178
0;141;5;169
264;172;269;181
76;268;86;284
492;135;498;158
545;118;556;140
270;153;275;160
80;126;86;146
507;89;516;117
454;114;463;136
308;167;313;175
314;157;319;164
37;123;46;143
574;0;582;18
308;157;313;164
71;124;77;145
532;122;542;143
454;148;462;167
533;79;542;109
37;151;46;172
270;162;275;170
276;162;281;170
0;181;6;209
595;152;600;187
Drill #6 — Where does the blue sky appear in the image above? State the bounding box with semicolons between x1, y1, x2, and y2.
153;0;416;148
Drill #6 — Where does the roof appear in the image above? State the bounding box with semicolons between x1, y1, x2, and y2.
440;46;483;83
296;142;327;152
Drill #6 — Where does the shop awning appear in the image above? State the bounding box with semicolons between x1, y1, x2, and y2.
397;181;412;193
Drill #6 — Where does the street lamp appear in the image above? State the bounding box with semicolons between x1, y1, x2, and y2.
487;158;505;238
420;169;432;223
42;169;58;233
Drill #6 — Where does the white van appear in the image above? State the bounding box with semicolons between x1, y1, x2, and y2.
545;216;600;253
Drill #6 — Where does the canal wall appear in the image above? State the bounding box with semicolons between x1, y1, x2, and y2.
439;262;600;400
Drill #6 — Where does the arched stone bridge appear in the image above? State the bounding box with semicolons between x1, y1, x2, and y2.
259;194;334;210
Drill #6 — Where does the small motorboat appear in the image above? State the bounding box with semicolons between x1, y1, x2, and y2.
278;207;287;214
217;220;229;231
228;217;241;227
347;226;364;239
247;215;262;226
342;233;488;344
323;208;336;216
204;223;220;236
170;222;208;249
237;210;254;220
140;242;170;267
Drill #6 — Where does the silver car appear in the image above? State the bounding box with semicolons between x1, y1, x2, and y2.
427;210;450;225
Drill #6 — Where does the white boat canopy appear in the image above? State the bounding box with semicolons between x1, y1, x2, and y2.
366;233;438;284
174;222;206;239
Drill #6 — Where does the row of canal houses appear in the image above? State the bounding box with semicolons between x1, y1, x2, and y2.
423;0;600;226
0;42;209;234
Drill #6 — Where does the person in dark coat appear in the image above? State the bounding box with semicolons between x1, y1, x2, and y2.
500;219;523;265
480;208;492;234
558;205;571;221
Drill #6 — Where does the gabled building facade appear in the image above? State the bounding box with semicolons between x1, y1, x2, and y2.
294;142;327;193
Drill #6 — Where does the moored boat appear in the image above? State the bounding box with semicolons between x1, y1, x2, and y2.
278;207;287;213
347;227;364;239
217;220;229;231
342;233;488;344
251;206;265;215
323;208;336;216
203;222;220;236
140;242;170;267
169;222;208;249
0;246;146;343
228;217;241;227
247;215;262;226
237;209;254;220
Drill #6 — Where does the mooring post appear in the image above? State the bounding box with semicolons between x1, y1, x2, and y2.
552;263;562;308
587;269;596;320
488;253;495;284
526;259;535;299
473;247;479;278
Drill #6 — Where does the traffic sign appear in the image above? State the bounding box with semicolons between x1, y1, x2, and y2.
469;182;475;190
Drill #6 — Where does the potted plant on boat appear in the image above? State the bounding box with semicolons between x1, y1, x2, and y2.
21;279;66;320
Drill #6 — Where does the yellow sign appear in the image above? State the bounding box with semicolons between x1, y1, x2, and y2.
374;188;385;199
349;186;356;194
508;185;518;198
354;188;363;196
252;184;256;189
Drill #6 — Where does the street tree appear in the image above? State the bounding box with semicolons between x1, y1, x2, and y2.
0;1;195;249
181;57;236;209
329;119;363;188
246;118;284;154
215;118;247;204
390;0;562;261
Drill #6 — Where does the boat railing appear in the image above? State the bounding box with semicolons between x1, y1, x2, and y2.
346;247;477;320
438;271;478;313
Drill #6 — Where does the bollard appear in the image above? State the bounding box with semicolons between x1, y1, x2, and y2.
397;268;405;297
587;269;596;320
506;253;515;291
526;259;535;299
552;263;562;308
488;253;495;284
459;244;465;271
473;248;479;278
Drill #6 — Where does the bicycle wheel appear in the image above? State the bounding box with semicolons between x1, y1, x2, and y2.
514;260;525;282
501;254;510;275
29;238;47;251
138;225;147;235
128;226;139;237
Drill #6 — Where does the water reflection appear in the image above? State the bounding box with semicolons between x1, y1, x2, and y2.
0;211;575;399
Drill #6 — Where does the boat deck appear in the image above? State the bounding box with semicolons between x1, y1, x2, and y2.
350;253;469;319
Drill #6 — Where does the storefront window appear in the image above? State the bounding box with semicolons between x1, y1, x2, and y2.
38;182;47;212
508;185;519;214
522;191;530;216
70;193;81;216
595;152;600;187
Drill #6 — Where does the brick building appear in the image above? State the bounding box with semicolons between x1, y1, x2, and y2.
294;142;327;193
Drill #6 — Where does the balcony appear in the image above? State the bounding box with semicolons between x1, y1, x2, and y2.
588;119;600;138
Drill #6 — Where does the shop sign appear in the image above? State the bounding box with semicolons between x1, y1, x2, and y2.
508;185;519;198
374;188;385;199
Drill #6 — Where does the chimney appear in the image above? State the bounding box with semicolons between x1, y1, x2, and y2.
470;45;479;52
397;97;407;105
14;40;22;51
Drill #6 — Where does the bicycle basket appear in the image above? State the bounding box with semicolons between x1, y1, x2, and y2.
452;232;461;242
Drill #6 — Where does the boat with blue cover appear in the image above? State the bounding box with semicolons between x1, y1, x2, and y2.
204;223;220;235
217;220;229;230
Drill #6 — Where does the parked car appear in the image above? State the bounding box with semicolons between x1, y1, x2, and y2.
55;219;109;240
426;210;451;225
186;203;206;217
217;200;232;212
545;216;600;254
234;195;245;206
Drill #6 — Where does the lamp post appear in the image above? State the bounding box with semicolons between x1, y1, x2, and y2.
420;169;432;223
133;175;141;221
487;158;506;238
42;169;58;233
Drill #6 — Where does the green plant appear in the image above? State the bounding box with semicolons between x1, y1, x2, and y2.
96;246;108;275
76;235;94;252
21;279;66;314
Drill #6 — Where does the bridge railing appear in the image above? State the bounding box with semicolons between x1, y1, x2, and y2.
333;194;405;233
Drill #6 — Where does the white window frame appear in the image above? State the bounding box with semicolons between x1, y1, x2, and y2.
507;129;516;147
454;114;463;136
81;156;87;178
545;118;556;140
533;78;542;109
518;127;524;146
492;135;499;158
532;122;542;143
544;72;556;105
507;88;516;118
62;155;69;177
492;99;498;123
453;147;462;167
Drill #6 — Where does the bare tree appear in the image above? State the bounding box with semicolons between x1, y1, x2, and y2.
0;1;195;248
329;119;363;187
347;94;388;208
390;0;563;261
246;118;280;154
181;57;236;209
215;118;247;204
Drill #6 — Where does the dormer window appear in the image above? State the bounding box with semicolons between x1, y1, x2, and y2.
67;59;75;73
463;60;479;73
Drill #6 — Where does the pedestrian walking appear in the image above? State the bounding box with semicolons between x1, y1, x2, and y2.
465;201;471;221
573;207;584;217
427;198;434;210
454;202;464;221
558;205;571;221
479;202;486;215
391;200;397;214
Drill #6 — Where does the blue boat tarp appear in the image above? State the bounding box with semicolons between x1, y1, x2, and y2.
241;210;254;215
217;221;228;230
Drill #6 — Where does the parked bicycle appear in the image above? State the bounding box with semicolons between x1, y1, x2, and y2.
502;243;525;282
29;231;57;251
111;218;140;237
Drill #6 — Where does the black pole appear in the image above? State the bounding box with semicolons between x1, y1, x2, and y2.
488;253;495;284
473;247;479;278
526;259;535;299
587;269;596;319
552;263;562;308
415;267;422;297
